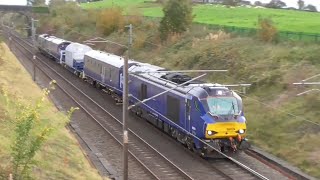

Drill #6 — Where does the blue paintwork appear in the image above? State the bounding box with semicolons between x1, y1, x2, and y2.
36;34;246;150
84;67;122;95
73;61;84;71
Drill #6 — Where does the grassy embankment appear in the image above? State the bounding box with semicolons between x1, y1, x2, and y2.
0;40;102;179
134;29;320;179
81;0;320;34
36;2;320;178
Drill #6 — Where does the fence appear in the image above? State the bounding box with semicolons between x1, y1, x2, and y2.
195;23;320;43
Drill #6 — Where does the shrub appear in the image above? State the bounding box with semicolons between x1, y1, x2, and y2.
10;89;53;179
257;17;278;42
159;0;194;41
96;8;125;36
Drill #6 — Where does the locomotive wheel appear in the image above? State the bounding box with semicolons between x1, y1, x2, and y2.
220;146;225;152
186;137;194;150
135;109;142;117
95;83;101;89
170;128;177;139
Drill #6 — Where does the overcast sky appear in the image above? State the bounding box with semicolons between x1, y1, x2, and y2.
0;0;319;9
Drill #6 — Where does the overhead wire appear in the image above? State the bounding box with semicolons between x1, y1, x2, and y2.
35;14;320;128
234;90;320;127
11;22;316;135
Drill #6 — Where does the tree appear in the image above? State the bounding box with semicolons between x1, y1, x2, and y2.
257;17;278;42
304;4;317;12
254;1;262;6
32;0;46;6
27;0;33;5
240;1;251;5
297;0;304;10
159;0;194;40
266;0;286;9
49;0;65;7
222;0;241;6
96;8;125;36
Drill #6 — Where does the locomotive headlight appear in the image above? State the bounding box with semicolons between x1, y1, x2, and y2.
239;129;245;134
207;131;213;135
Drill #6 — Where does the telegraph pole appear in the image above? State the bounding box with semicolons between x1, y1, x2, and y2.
123;24;132;180
31;18;38;82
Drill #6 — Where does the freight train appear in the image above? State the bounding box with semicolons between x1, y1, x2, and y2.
37;34;249;156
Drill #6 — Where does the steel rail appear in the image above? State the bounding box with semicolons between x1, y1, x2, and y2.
8;35;161;180
14;34;266;180
7;30;194;180
10;31;267;179
6;29;277;180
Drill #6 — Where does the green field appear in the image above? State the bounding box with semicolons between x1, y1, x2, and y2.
81;0;320;34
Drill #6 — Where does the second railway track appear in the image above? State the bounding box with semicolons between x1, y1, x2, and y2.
7;29;195;180
3;28;299;180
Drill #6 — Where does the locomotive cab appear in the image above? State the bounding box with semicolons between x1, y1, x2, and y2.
189;86;249;153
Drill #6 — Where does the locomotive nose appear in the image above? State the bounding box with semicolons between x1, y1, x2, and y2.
205;122;246;139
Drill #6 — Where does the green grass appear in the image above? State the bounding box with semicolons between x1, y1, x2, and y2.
0;42;102;179
127;30;320;177
81;0;320;34
38;3;320;177
81;0;149;10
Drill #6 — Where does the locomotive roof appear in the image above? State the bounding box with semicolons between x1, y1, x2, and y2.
44;35;70;45
38;34;48;38
129;63;165;78
128;63;230;97
66;43;92;53
85;50;136;68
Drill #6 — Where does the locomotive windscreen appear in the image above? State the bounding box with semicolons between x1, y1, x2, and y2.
206;97;239;116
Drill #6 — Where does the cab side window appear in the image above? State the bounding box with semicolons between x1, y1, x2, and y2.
194;100;201;113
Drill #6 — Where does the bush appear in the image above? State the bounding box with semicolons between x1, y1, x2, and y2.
159;0;194;41
96;8;125;36
257;17;278;42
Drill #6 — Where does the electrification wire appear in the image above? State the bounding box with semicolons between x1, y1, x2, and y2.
234;90;320;127
135;30;320;128
36;19;320;128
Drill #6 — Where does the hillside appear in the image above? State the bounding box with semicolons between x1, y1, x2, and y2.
81;0;320;34
28;2;320;178
0;40;102;179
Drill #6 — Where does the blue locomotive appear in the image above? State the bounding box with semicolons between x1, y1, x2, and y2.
37;34;249;155
37;34;71;63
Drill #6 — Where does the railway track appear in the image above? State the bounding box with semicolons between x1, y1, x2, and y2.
3;27;308;180
6;29;195;180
